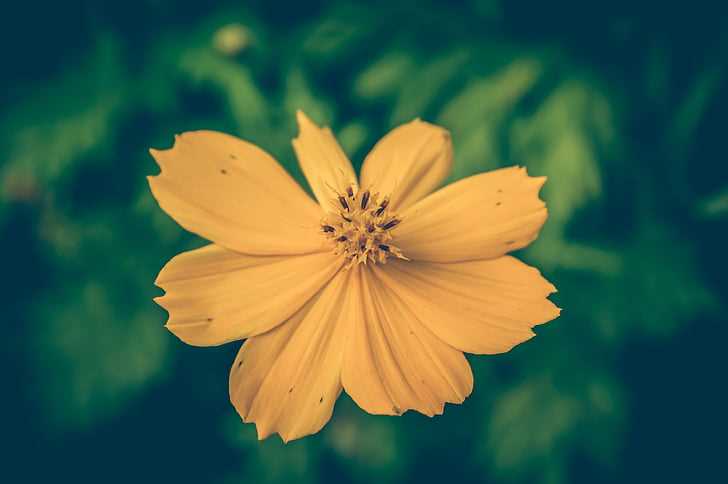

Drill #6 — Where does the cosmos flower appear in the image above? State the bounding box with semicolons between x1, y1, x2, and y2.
149;111;560;442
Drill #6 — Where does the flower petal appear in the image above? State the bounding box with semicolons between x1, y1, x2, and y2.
360;119;453;211
155;244;341;346
372;257;560;355
342;266;473;416
395;166;547;262
229;269;355;442
292;110;358;210
149;130;324;255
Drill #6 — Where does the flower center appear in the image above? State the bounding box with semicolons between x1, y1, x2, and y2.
320;185;408;269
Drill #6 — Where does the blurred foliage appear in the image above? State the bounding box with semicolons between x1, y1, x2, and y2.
3;1;727;483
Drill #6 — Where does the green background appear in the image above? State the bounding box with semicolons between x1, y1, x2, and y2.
4;1;726;482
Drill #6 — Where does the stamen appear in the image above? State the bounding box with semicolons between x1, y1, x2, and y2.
361;191;370;209
339;196;349;211
380;219;400;230
321;189;405;268
375;199;389;216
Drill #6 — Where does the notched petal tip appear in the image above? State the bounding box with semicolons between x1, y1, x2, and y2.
145;130;326;254
292;109;357;209
419;117;450;132
148;133;195;173
255;424;273;442
164;320;223;347
294;109;319;135
396;164;552;261
546;279;558;295
359;117;454;210
533;175;548;190
163;322;195;345
148;147;168;172
404;117;452;142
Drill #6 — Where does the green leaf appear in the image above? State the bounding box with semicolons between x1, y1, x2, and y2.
179;47;270;139
1;37;125;203
485;372;623;482
698;186;728;218
511;79;620;272
438;58;543;179
353;51;416;101
389;49;470;126
33;280;169;428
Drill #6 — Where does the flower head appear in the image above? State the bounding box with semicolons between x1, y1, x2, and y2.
149;110;560;442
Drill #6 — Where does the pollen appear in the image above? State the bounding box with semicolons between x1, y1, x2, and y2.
321;185;408;269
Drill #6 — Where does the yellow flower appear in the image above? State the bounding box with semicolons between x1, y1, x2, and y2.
149;111;560;442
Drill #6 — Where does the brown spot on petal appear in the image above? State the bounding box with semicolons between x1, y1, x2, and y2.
229;154;237;160
319;396;324;403
220;169;228;175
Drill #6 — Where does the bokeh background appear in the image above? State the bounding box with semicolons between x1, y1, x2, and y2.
4;1;727;482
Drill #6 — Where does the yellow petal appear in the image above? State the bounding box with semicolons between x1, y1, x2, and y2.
395;166;547;262
372;257;560;355
149;130;324;255
342;267;473;416
155;244;341;346
229;269;355;442
292;110;358;210
360;119;453;211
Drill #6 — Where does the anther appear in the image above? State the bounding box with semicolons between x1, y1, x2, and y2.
321;190;406;267
361;191;370;209
375;199;389;216
339;196;349;211
380;219;400;230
